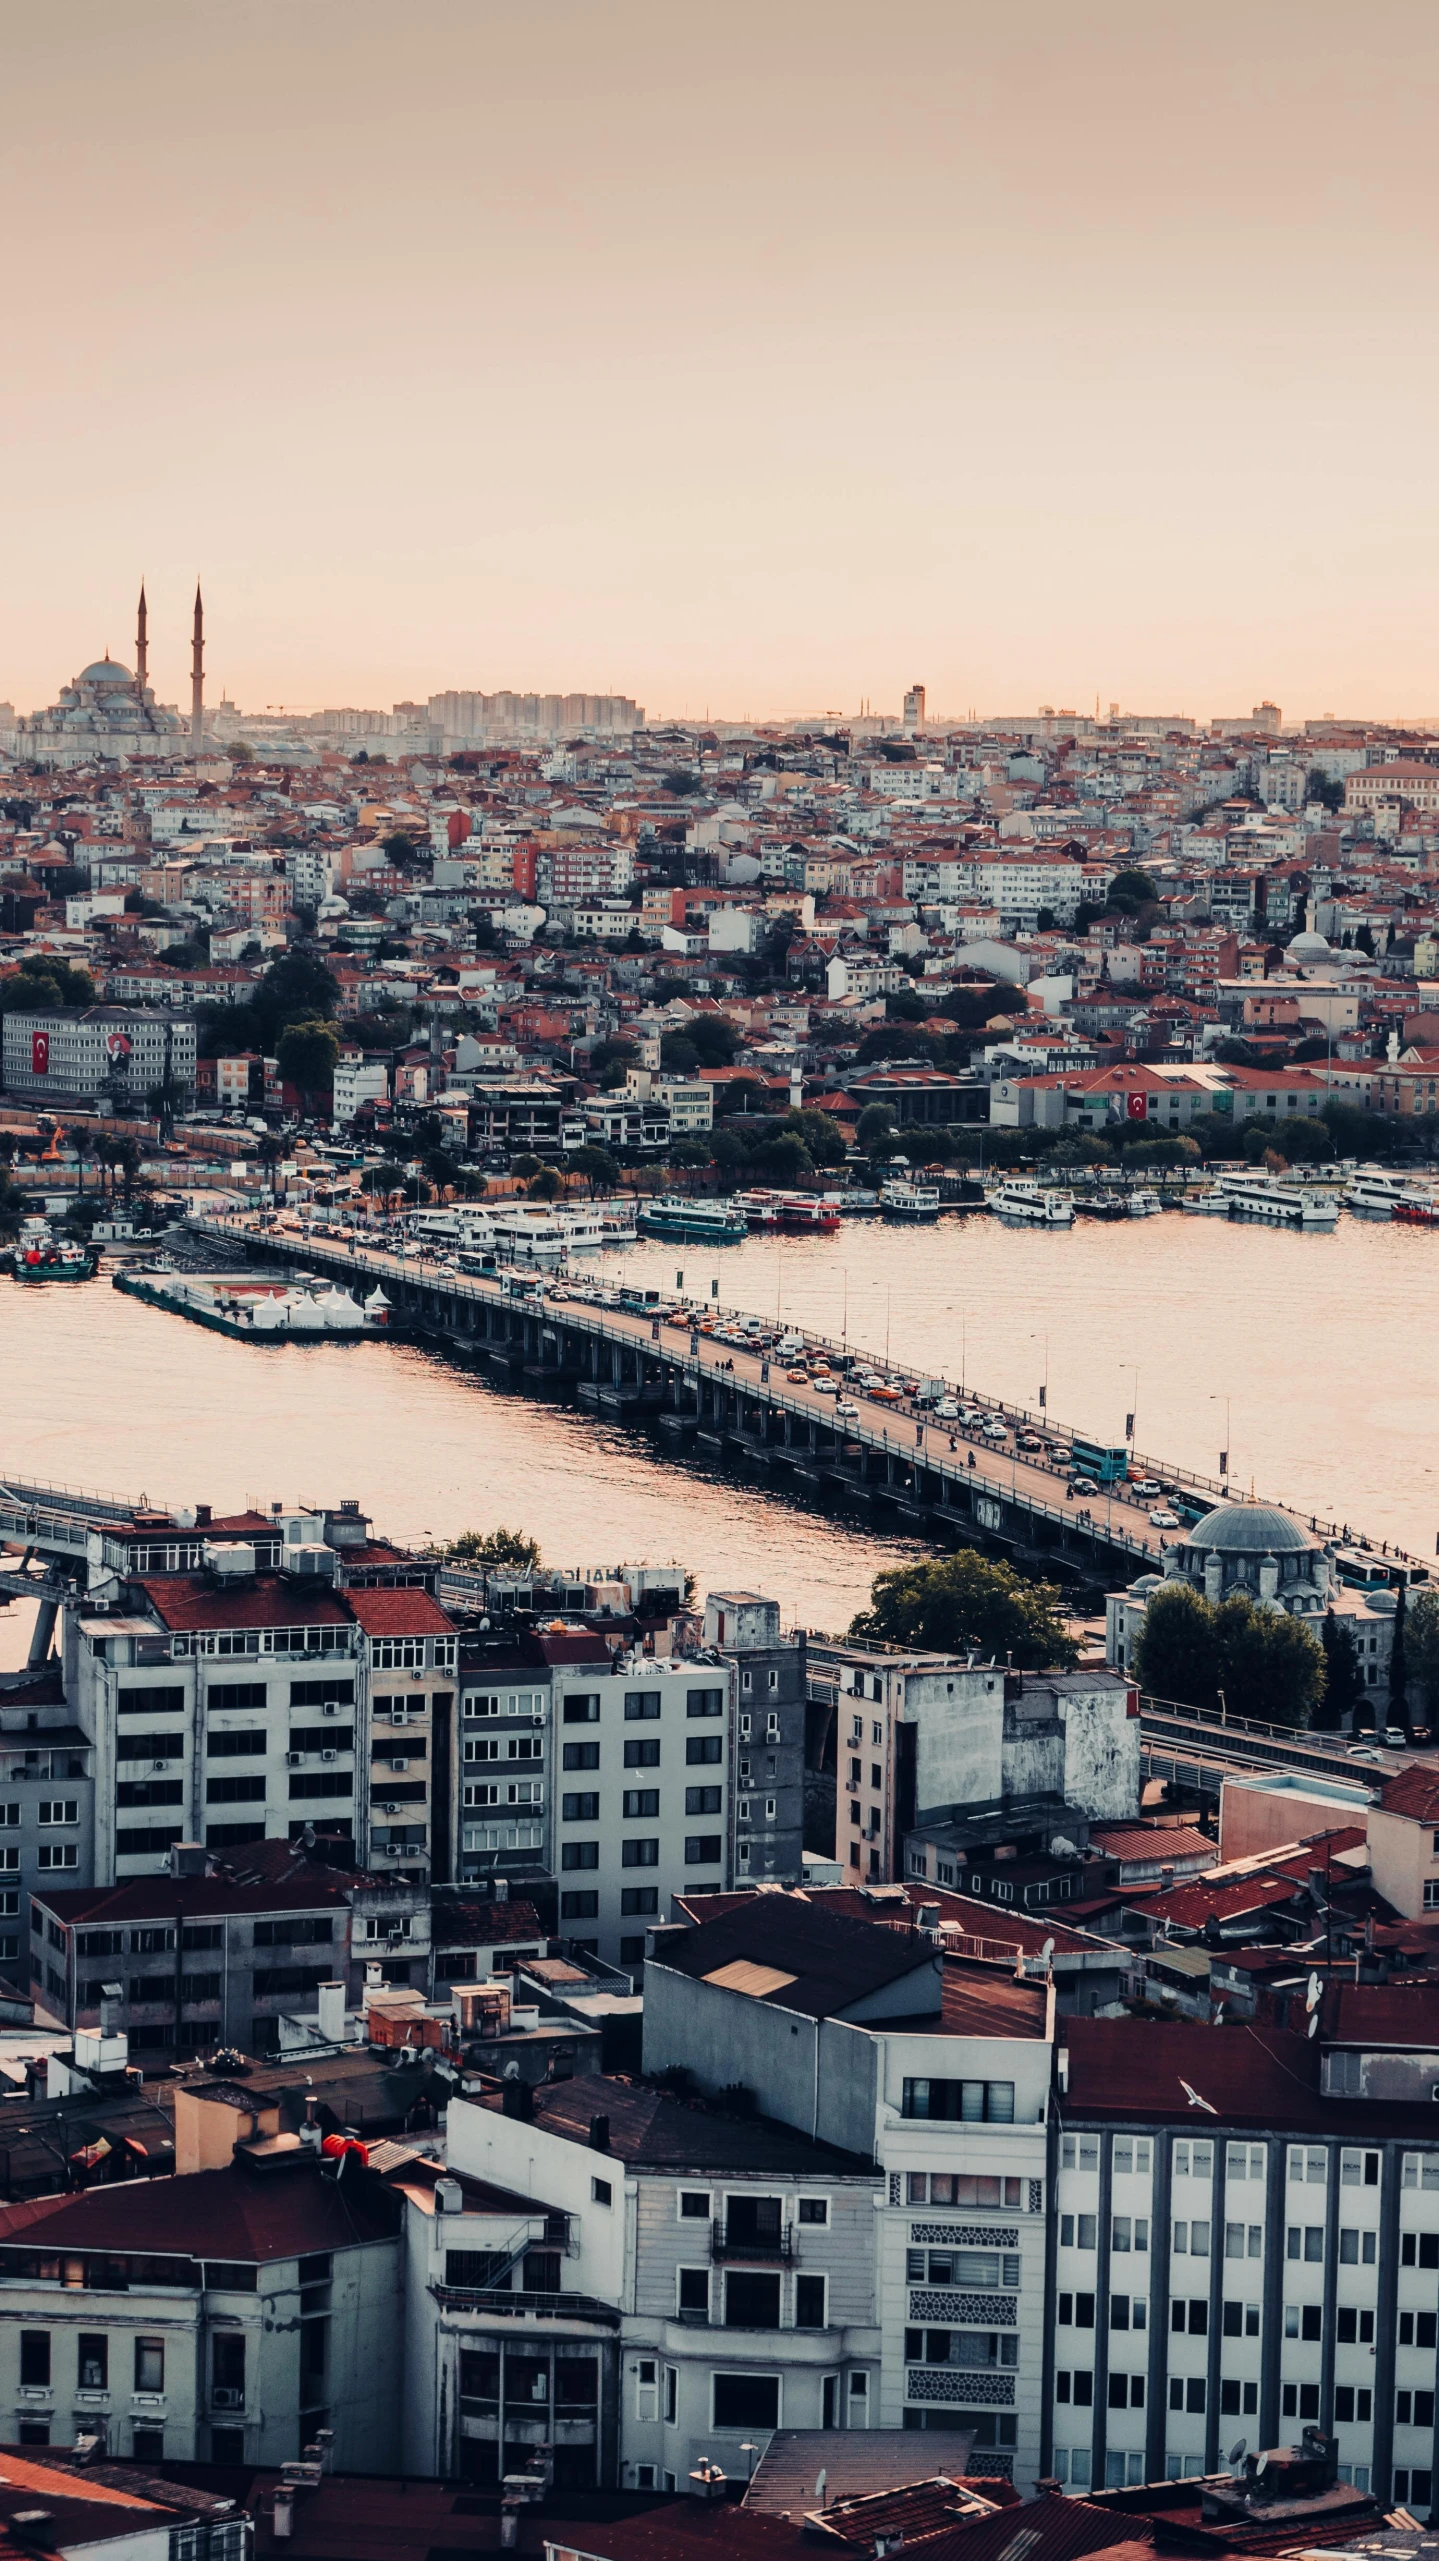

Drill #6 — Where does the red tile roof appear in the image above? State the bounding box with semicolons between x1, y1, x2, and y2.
344;1586;455;1637
1377;1766;1439;1821
0;2159;399;2258
136;1575;350;1632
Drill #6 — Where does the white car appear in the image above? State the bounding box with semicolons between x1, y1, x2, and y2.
933;1398;960;1420
1132;1479;1162;1498
1149;1506;1181;1528
835;1398;860;1419
982;1421;1009;1443
812;1378;839;1395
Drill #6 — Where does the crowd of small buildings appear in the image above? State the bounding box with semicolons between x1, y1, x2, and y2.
3;1487;1439;2519
7;647;1439;1194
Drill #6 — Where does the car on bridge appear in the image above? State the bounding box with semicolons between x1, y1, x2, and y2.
1132;1478;1162;1498
1149;1506;1181;1528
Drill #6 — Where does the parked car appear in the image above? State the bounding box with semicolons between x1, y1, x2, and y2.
1384;1725;1409;1748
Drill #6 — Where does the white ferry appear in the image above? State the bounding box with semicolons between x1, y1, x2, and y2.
1343;1168;1439;1223
1180;1187;1231;1215
1213;1173;1338;1228
879;1180;941;1220
987;1180;1074;1227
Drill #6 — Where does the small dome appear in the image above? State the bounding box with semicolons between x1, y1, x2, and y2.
1286;928;1331;961
1186;1500;1316;1556
80;657;133;685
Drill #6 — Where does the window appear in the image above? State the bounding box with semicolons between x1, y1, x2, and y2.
1399;2311;1438;2348
1225;2223;1263;2259
1169;2377;1207;2414
678;2267;710;2317
685;1835;722;1865
1281;2383;1321;2421
621;1839;659;1867
1060;2215;1098;2250
726;2269;782;2329
686;1735;722;1765
592;2177;612;2206
1286;2225;1325;2262
621;1888;659;1916
561;1842;598;1870
678;2191;711;2221
1339;2227;1377;2265
623;1790;659;1819
563;1696;600;1723
687;1689;724;1718
1056;2370;1094;2406
1397;2390;1437;2431
1173;2141;1212;2179
207;1774;265;1804
794;2273;827;2329
1173;2219;1211;2257
560;1891;598;1919
1170;2299;1208;2335
798;2198;828;2226
1394;2472;1435;2511
1334;2387;1373;2424
1112;2138;1152;2175
1401;2231;1439;2268
1107;2372;1144;2408
901;2079;1014;2123
37;1801;78;1827
1220;2379;1259;2416
1337;2305;1375;2344
207;1730;266;1759
205;2264;259;2291
1110;2216;1148;2253
212;2333;246;2398
713;2373;779;2431
20;2332;50;2387
624;1737;660;1768
664;2367;678;2425
1287;2145;1327;2185
1061;2135;1099;2172
37;1847;78;1871
563;1741;600;1771
686;1786;721;1814
1223;2301;1261;2337
562;1792;599;1821
624;1692;661;1720
132;2429;163;2460
289;1677;355;1707
134;2338;165;2392
1340;2148;1380;2188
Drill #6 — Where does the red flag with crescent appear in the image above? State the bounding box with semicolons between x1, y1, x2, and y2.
31;1030;48;1074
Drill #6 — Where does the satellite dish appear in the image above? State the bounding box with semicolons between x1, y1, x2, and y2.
1228;2438;1247;2468
1255;2453;1269;2479
1308;2012;1320;2038
1306;1970;1322;2011
1213;2004;1226;2028
1041;1938;1056;1964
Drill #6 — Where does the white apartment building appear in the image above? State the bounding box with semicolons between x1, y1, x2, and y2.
552;1651;739;1970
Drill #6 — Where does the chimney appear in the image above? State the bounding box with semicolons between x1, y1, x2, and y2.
588;2114;610;2152
493;1876;509;1904
169;1842;207;1880
272;2491;294;2542
315;1982;347;2045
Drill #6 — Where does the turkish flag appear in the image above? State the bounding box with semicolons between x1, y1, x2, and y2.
1127;1091;1147;1122
31;1030;49;1074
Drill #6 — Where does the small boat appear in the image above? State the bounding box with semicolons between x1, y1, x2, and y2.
1127;1189;1164;1217
1344;1168;1439;1223
988;1180;1074;1227
636;1196;749;1242
1392;1187;1439;1225
731;1188;842;1233
11;1219;96;1283
879;1180;941;1220
1181;1188;1231;1215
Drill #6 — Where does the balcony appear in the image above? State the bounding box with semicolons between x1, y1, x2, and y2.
429;2284;620;2329
710;2217;793;2264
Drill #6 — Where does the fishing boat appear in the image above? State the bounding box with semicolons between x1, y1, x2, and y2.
11;1218;96;1283
987;1180;1074;1227
636;1196;749;1242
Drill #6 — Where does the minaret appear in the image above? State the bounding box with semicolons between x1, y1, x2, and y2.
190;582;205;756
135;581;149;694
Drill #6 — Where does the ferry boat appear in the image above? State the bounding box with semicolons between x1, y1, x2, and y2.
1180;1187;1231;1215
1343;1168;1439;1223
987;1180;1074;1227
488;1203;624;1260
1212;1173;1338;1229
731;1189;842;1234
878;1180;941;1220
11;1218;96;1283
636;1196;749;1243
1127;1189;1164;1217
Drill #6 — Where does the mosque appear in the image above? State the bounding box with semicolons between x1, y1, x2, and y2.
12;583;206;767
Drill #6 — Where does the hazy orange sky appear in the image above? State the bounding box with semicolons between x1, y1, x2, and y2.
4;0;1436;724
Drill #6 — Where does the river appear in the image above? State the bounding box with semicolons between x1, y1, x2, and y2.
0;1210;1434;1649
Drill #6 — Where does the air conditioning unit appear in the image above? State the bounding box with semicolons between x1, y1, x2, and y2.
322;1701;339;1718
321;1749;337;1764
391;1757;409;1773
391;1707;409;1726
285;1751;302;1768
152;1759;171;1772
383;1801;399;1814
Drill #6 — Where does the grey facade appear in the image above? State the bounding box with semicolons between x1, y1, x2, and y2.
1;1006;196;1108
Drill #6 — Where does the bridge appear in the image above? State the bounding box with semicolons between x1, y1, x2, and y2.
156;1211;1419;1602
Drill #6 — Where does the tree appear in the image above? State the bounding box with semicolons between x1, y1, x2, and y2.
1107;866;1160;909
1304;769;1345;814
1389;1583;1409;1725
1318;1610;1364;1730
1406;1588;1439;1723
784;1107;846;1169
856;1102;897;1150
510;1153;542;1178
850;1553;1077;1669
277;1019;340;1112
661;770;701;796
570;1144;619;1194
1266;1115;1334;1164
1132;1584;1220;1712
446;1526;542;1575
528;1166;563;1200
669;1134;713;1172
668;1014;740;1070
0;955;95;1013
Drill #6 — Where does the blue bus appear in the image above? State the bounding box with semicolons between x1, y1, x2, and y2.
1070;1436;1129;1485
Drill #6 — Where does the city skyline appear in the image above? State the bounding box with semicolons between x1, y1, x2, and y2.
5;0;1438;720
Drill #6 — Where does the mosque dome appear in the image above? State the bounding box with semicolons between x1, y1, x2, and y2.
79;658;133;685
1186;1500;1315;1555
1286;927;1332;962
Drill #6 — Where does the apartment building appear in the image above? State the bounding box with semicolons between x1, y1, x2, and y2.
0;1004;197;1107
705;1593;805;1892
0;1669;94;1970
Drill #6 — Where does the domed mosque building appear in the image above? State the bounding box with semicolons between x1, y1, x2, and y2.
13;584;200;767
1106;1495;1398;1706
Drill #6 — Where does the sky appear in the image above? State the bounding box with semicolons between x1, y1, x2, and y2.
3;0;1437;725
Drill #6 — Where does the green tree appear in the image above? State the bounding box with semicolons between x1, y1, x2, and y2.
1107;867;1159;908
1318;1610;1363;1730
1405;1587;1439;1723
784;1107;846;1169
0;956;95;1012
1266;1117;1334;1164
277;1019;341;1112
446;1526;542;1574
669;1134;713;1172
1132;1583;1220;1711
661;769;701;795
1304;769;1345;814
669;1014;741;1070
856;1102;897;1150
1215;1593;1325;1729
570;1144;619;1194
850;1553;1077;1669
528;1165;563;1200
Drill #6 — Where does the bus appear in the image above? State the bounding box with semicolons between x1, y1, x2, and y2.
1070;1437;1130;1484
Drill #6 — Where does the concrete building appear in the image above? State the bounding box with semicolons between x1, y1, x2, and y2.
1366;1768;1439;1921
1;1006;196;1109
